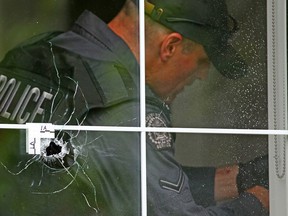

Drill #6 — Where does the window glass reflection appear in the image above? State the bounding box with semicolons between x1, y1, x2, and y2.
170;0;267;130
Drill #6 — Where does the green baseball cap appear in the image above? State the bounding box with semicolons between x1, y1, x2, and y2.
145;0;248;79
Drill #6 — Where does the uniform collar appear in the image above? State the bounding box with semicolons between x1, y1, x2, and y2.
73;10;139;84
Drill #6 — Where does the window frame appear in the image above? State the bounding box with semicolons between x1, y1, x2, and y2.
0;0;287;215
267;0;287;215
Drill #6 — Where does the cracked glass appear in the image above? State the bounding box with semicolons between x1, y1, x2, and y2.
0;0;141;215
0;0;275;215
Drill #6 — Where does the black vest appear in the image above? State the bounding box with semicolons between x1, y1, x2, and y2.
0;32;138;125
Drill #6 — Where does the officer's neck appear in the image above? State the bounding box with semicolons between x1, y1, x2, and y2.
108;0;139;62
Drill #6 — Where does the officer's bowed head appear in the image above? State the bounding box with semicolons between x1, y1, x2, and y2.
145;0;248;79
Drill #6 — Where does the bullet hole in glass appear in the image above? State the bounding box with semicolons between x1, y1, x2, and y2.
46;141;62;156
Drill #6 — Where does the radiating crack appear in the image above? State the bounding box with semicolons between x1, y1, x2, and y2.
0;40;101;214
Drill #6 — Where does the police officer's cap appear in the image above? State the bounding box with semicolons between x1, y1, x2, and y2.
145;0;248;79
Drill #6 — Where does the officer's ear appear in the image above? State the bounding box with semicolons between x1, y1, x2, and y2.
160;33;183;62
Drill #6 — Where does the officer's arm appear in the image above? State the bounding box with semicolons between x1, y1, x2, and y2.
214;165;239;202
182;165;239;205
215;165;269;209
183;155;269;210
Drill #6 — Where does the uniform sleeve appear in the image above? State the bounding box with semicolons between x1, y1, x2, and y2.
182;166;216;207
147;142;268;216
74;101;141;216
145;102;268;216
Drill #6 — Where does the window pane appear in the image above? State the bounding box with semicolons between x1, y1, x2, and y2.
145;0;267;129
146;133;269;215
0;1;142;215
0;129;141;215
144;0;270;214
0;0;140;126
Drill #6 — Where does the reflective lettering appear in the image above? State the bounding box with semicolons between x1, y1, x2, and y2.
29;91;53;122
0;78;17;112
17;87;40;124
10;85;31;121
1;81;21;119
0;75;7;93
0;74;54;123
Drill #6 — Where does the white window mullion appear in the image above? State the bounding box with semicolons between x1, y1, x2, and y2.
139;0;147;215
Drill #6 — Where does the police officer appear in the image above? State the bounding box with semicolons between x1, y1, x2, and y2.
144;0;268;215
0;0;268;215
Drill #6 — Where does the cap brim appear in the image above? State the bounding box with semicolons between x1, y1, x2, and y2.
204;43;248;79
144;0;248;79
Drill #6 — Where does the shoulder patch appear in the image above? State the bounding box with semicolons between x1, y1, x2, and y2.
146;113;172;150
